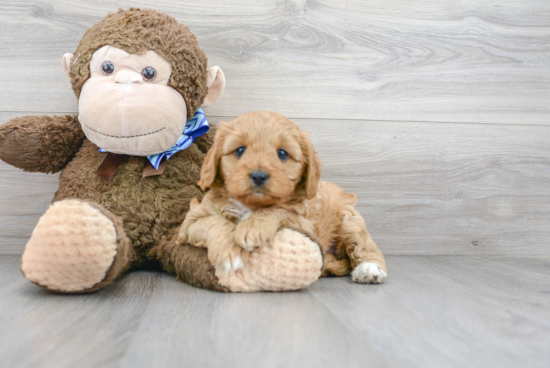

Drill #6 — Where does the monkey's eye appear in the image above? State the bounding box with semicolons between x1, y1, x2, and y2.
277;149;289;161
102;61;115;75
235;146;246;158
142;67;156;81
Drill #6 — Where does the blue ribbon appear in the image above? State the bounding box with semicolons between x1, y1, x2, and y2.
99;108;209;170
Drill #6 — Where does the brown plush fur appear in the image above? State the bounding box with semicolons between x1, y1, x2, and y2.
0;115;84;173
157;228;229;292
0;8;227;292
70;8;208;119
86;201;134;291
53;136;208;268
180;111;386;278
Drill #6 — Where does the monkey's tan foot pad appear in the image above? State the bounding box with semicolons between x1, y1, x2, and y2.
216;228;323;292
21;199;118;293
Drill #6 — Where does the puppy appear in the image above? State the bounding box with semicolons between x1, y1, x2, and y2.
178;111;387;283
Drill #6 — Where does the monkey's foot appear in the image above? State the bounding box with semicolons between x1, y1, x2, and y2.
216;228;323;292
21;199;130;293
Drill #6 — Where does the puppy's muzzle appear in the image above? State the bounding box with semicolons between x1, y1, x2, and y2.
250;170;269;187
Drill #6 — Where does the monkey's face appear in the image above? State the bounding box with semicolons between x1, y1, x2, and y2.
77;45;188;156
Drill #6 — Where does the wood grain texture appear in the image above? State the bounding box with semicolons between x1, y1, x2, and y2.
119;272;388;368
1;254;549;368
0;255;159;368
2;112;549;255
309;255;550;368
483;256;550;277
299;118;550;256
0;0;549;124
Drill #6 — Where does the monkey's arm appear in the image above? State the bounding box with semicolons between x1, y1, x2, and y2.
0;115;85;173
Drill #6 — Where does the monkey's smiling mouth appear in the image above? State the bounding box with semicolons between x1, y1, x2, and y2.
85;124;166;138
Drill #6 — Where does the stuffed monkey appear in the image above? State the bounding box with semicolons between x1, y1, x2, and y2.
0;9;322;293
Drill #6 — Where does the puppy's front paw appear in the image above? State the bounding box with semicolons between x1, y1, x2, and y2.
176;225;189;245
234;222;277;251
352;262;387;284
208;242;249;274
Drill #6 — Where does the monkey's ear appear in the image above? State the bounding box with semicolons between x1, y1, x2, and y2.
202;66;225;107
61;53;74;83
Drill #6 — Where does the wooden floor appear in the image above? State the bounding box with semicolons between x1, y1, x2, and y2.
1;1;549;367
1;0;550;256
1;254;549;368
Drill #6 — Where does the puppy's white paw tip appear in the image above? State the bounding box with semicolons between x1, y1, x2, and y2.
352;262;387;284
233;256;244;271
222;261;232;274
221;256;244;274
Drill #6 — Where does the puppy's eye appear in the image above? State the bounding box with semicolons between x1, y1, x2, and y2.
277;149;289;161
102;61;115;75
235;146;246;158
142;67;156;81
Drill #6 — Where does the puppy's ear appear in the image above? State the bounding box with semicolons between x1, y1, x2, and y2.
198;125;225;190
300;131;322;199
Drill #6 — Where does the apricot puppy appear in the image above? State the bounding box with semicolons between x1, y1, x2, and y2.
178;111;387;283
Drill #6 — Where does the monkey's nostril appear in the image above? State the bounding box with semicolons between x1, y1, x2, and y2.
250;170;269;187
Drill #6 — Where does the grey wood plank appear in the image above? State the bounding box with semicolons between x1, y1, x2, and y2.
2;112;549;256
477;256;550;278
119;273;389;368
2;255;549;368
0;0;549;124
298;118;550;256
309;256;550;368
0;255;158;368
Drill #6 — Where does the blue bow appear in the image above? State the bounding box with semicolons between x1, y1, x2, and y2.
99;108;209;170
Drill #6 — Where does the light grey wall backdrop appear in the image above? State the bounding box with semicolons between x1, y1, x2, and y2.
1;0;549;255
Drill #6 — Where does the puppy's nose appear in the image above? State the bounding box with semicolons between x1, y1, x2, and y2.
250;170;269;187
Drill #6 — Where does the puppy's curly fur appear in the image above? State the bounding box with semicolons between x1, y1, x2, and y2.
178;111;387;283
